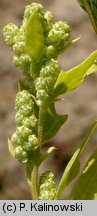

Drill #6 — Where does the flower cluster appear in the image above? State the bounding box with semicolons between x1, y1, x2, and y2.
39;171;56;200
35;59;60;105
10;90;38;163
3;2;70;72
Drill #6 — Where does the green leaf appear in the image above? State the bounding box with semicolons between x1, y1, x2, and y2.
86;62;97;75
70;147;97;200
54;50;97;97
25;10;44;62
42;104;68;144
55;121;97;199
41;147;57;162
56;37;81;56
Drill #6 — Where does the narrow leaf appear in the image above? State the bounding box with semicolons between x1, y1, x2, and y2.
56;37;81;56
54;50;97;97
70;147;97;200
86;62;97;75
25;10;44;62
42;104;68;144
55;121;97;199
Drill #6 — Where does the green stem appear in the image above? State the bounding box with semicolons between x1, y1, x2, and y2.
31;165;38;200
84;0;97;34
30;102;48;200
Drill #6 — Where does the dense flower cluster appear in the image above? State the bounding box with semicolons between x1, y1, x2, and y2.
35;59;60;105
3;2;70;72
39;171;56;200
10;90;38;163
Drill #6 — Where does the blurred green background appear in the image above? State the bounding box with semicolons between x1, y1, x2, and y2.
0;0;97;199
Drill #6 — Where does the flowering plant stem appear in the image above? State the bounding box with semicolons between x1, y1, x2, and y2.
3;2;97;200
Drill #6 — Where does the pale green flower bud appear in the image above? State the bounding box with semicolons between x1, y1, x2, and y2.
39;171;56;200
11;132;21;146
17;103;34;117
36;89;49;101
13;42;25;54
20;54;31;65
12;56;21;67
15;90;33;110
44;11;53;23
13;29;25;43
35;78;46;90
16;126;32;140
3;23;19;46
46;45;56;59
48;21;70;48
24;3;44;21
40;59;60;79
24;134;39;151
23;115;38;128
15;112;24;125
15;146;28;163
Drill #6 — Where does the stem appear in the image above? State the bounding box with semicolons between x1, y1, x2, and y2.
31;102;48;200
31;165;38;199
84;0;97;34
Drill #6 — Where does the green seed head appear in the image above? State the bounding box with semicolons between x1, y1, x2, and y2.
39;171;56;200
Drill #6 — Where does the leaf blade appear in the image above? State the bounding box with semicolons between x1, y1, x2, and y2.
25;10;44;62
55;121;97;199
54;50;97;97
42;104;68;144
70;147;97;200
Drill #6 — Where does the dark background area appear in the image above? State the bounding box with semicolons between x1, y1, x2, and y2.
0;0;97;199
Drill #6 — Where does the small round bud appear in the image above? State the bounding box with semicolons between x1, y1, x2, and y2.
44;11;53;23
24;134;39;150
35;78;46;91
39;171;56;200
48;21;70;48
15;112;24;125
12;55;21;67
15;146;28;163
46;45;56;59
24;3;44;20
11;132;21;146
3;23;19;46
23;115;38;128
15;90;33;110
13;42;25;54
13;29;25;43
20;54;31;65
16;126;32;140
36;89;49;101
40;59;60;79
18;103;34;117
